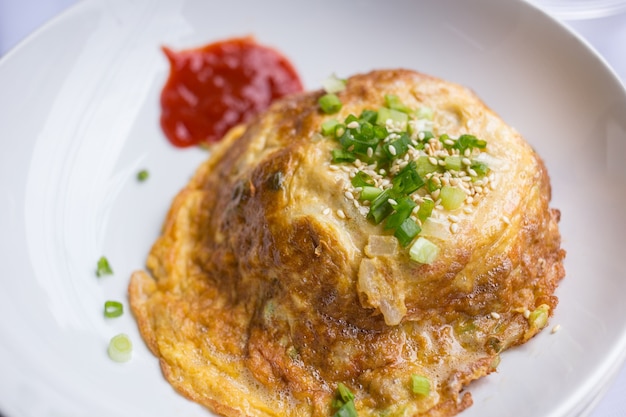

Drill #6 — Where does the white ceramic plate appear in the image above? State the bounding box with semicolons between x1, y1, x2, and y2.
1;0;626;416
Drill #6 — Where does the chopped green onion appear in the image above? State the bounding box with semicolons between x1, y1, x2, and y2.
376;107;408;130
321;119;341;136
332;383;357;417
332;149;356;163
444;155;463;172
107;333;132;363
104;301;124;318
319;93;342;114
439;186;466;211
368;189;395;224
528;304;550;330
384;94;411;114
455;134;487;152
471;160;489;177
322;74;347;94
137;169;149;181
392;161;424;194
416;199;435;222
360;186;383;201
334;401;357;417
415;156;440;177
411;374;431;396
336;383;355;403
385;198;417;230
351;171;374;188
96;256;113;277
409;237;439;264
394;218;421;247
359;109;378;124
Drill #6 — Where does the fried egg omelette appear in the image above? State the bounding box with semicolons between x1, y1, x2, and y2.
129;69;565;417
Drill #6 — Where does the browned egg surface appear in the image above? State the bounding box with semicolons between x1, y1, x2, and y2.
129;69;565;417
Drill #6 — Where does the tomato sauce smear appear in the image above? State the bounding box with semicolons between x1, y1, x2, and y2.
160;36;304;147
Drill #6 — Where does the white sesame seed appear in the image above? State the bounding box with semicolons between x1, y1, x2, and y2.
501;215;511;225
444;139;455;146
551;324;561;334
438;159;447;166
449;215;460;223
468;168;478;177
462;157;472;166
463;207;473;214
379;169;386;175
475;186;484;194
323;208;331;215
353;199;360;208
466;196;474;204
428;157;438;166
450;223;459;234
388;198;398;206
523;309;531;319
491;312;501;319
367;147;374;158
461;176;472;182
464;148;471;157
435;204;444;210
431;189;441;200
388;145;397;156
344;191;354;200
336;209;346;219
347;121;359;129
329;164;339;171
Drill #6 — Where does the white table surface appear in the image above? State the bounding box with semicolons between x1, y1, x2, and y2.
0;1;625;416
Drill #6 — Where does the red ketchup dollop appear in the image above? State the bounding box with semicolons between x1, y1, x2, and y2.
160;37;303;147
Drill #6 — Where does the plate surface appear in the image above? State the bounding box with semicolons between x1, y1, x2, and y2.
1;0;626;416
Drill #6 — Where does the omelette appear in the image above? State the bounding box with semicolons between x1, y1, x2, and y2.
129;69;565;417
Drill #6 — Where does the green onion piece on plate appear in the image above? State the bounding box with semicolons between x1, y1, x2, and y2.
104;301;124;318
107;333;132;363
137;169;149;181
96;256;113;277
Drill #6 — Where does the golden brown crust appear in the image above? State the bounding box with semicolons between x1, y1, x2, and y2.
129;69;565;417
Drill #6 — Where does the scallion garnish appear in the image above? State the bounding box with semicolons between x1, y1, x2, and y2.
137;169;149;181
409;237;439;264
107;333;133;363
321;119;341;136
319;93;342;114
351;171;375;188
385;197;417;231
320;91;490;261
394;218;421;247
416;199;435;222
440;186;466;211
96;256;113;277
332;149;356;163
104;301;124;318
411;374;431;396
332;383;358;417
